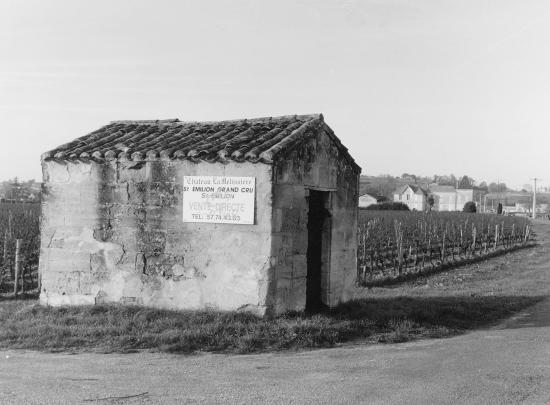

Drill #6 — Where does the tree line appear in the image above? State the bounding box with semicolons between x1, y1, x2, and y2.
360;173;508;201
0;178;41;203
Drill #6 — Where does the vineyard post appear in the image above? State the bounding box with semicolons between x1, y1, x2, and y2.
8;211;12;237
421;240;426;270
441;227;447;263
397;233;403;275
408;245;413;272
363;231;368;280
20;264;25;294
494;225;499;250
428;236;432;266
471;226;476;257
2;229;7;268
13;239;22;295
413;243;418;270
1;230;7;287
450;226;456;262
460;226;463;257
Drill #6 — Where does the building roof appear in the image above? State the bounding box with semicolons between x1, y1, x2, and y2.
42;114;360;171
394;184;426;195
359;193;377;200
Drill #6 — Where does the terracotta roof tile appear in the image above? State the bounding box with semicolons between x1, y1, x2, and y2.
43;114;359;171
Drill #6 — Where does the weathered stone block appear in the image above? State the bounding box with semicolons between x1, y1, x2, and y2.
45;249;91;271
276;263;293;279
136;230;166;254
93;225;114;242
292;230;308;255
43;162;68;183
112;182;130;203
272;184;298;209
140;253;185;278
147;161;178;183
281;208;304;232
148;182;179;207
291;276;307;306
292;254;307;278
127;181;148;205
272;208;287;233
117;161;147;182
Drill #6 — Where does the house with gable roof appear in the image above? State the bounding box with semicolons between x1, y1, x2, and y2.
358;193;378;208
393;184;427;211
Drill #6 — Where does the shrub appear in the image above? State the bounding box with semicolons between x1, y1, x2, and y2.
365;202;410;211
463;201;477;213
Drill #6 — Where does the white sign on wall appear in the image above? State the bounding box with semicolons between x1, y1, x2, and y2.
182;176;256;224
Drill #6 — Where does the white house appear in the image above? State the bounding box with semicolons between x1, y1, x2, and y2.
429;186;474;211
358;193;378;208
393;185;427;211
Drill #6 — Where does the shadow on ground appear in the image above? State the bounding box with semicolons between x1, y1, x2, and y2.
0;291;39;301
0;294;544;354
320;294;546;334
495;297;550;330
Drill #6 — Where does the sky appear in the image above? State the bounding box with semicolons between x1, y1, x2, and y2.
1;0;549;189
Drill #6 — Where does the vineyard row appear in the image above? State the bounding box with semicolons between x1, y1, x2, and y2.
0;203;41;294
357;219;534;286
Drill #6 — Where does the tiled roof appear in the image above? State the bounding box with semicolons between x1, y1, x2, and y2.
394;185;408;195
42;114;359;171
394;184;427;195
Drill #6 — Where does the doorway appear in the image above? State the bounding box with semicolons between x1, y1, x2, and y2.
306;190;331;312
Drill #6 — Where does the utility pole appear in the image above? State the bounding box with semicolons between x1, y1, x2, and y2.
531;178;541;219
494;179;501;214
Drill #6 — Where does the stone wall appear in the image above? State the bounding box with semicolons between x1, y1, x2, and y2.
271;128;360;313
39;159;273;314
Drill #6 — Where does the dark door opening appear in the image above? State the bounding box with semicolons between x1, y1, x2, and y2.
306;190;331;312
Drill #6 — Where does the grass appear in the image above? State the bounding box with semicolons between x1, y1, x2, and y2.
0;222;548;355
0;294;542;354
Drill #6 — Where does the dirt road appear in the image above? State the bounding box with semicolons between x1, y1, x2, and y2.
1;222;550;404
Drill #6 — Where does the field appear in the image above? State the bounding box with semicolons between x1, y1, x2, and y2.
357;210;534;285
0;202;41;293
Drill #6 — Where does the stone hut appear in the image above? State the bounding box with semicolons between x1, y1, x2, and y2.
39;114;361;315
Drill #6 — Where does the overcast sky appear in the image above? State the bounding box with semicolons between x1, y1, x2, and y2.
1;0;549;189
